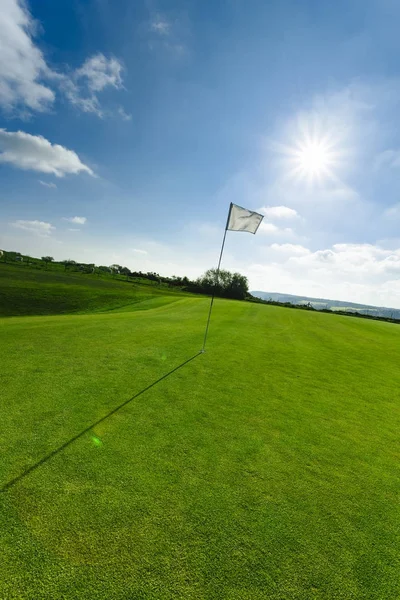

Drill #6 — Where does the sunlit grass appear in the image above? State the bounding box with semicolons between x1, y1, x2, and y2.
1;292;400;598
0;263;187;317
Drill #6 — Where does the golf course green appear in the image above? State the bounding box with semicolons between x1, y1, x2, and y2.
1;267;400;598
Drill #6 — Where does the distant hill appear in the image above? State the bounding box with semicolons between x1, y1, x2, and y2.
251;291;400;320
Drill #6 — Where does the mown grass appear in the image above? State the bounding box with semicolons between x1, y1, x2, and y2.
0;264;186;317
1;290;400;598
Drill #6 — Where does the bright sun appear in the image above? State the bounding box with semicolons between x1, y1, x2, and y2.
297;141;331;176
290;138;337;183
275;118;343;184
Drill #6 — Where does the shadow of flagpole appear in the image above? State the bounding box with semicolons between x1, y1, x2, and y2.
1;351;202;493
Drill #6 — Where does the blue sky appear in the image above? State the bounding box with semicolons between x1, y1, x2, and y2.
2;0;400;306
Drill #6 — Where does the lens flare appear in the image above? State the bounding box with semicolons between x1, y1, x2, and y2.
91;435;102;447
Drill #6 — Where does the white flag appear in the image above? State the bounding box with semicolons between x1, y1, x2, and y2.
227;203;264;234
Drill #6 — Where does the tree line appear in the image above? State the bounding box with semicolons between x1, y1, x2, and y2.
3;248;399;324
0;251;250;300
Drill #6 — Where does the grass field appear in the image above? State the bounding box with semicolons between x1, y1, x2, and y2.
0;264;186;317
1;268;400;598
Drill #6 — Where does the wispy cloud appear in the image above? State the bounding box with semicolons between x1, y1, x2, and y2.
39;180;57;189
117;106;132;121
258;206;299;220
62;54;127;119
0;129;94;177
150;14;171;35
148;10;187;56
64;216;87;225
76;54;123;92
11;219;55;236
258;222;294;237
269;243;310;256
132;248;148;255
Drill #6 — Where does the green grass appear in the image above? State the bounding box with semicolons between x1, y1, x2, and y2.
0;264;186;317
1;280;400;598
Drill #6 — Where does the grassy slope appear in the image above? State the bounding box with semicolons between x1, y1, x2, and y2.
1;297;400;599
0;264;186;317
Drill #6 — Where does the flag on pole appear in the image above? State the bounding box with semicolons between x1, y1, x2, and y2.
201;202;264;352
227;203;264;234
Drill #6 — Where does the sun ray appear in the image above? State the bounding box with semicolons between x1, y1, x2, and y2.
271;114;347;186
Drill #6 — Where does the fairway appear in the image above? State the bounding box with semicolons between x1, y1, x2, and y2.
0;264;188;317
1;298;400;599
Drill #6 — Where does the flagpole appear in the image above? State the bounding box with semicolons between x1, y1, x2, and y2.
201;203;232;352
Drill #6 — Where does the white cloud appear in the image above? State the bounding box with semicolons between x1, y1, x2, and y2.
62;54;125;118
62;83;103;117
0;0;55;112
64;216;87;225
132;248;148;255
259;222;294;236
0;129;94;177
39;180;57;189
282;243;400;286
246;241;400;307
117;106;132;121
0;2;126;119
75;54;123;93
269;243;310;256
259;205;299;220
148;11;187;57
151;14;171;35
259;222;279;234
68;228;80;232
11;219;55;236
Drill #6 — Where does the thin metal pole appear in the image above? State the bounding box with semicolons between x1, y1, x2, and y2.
201;204;232;352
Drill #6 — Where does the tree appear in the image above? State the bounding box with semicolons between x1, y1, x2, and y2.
120;266;131;280
62;259;76;271
145;271;159;281
197;268;249;300
197;268;222;295
226;272;249;300
41;256;54;270
110;264;122;274
85;263;96;274
98;265;111;272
